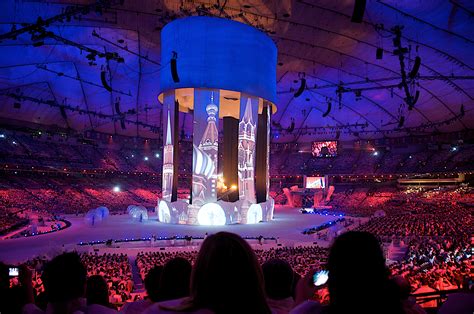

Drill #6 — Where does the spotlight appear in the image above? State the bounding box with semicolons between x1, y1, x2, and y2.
113;186;120;193
114;99;122;114
322;101;332;117
373;151;379;156
376;47;383;60
294;74;306;98
409;56;421;79
230;184;237;190
451;147;457;152
100;70;112;92
287;119;295;132
407;90;420;110
0;134;5;138
397;116;405;128
144;156;149;161
155;153;160;158
351;0;366;23
170;51;179;83
355;90;362;101
60;106;68;120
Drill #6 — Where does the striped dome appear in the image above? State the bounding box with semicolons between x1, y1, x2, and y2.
192;144;215;179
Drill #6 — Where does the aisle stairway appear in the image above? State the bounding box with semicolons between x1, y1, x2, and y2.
388;243;408;262
128;255;144;293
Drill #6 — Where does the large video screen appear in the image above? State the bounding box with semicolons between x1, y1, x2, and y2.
312;141;337;157
305;176;326;189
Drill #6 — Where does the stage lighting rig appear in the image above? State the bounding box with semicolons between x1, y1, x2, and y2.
0;88;157;132
36;64;131;96
391;25;421;111
92;30;160;66
0;0;124;42
0;3;125;65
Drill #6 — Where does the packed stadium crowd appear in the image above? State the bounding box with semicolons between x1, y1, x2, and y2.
2;230;472;314
135;245;329;283
136;251;197;282
4;191;471;313
81;253;135;304
0;184;472;312
389;236;471;302
2;129;474;177
0;129;473;313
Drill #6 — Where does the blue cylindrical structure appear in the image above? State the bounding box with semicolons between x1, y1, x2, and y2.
158;16;277;104
158;16;276;225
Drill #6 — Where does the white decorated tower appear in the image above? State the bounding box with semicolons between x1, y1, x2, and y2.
238;98;256;203
162;110;174;201
198;92;219;200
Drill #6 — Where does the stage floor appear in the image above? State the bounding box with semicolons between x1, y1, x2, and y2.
0;206;342;263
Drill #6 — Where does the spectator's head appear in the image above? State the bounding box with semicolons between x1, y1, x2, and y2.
158;257;191;301
262;259;294;300
327;231;401;313
86;275;109;307
42;252;86;304
144;265;163;302
188;232;270;314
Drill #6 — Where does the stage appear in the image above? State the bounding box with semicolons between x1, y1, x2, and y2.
0;206;346;263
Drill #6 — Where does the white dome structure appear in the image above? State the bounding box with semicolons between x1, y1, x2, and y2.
197;202;226;226
247;203;263;224
158;200;171;223
128;206;148;221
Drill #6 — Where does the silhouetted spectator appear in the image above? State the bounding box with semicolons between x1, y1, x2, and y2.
157;257;191;302
262;259;295;314
144;232;271;314
23;252;87;314
292;231;404;314
87;275;117;313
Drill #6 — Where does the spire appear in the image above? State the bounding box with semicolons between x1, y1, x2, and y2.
243;98;253;124
200;92;219;147
206;91;218;122
165;110;172;145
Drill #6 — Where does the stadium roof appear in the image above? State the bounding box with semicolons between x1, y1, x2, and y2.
0;0;473;142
